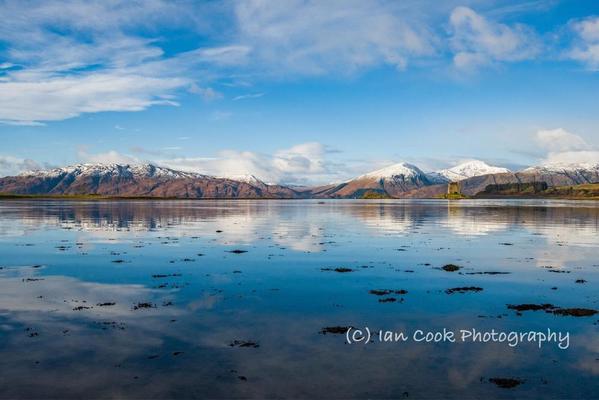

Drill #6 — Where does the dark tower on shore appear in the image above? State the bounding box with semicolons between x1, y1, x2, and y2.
447;181;461;195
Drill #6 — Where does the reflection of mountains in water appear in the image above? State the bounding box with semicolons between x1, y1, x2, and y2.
2;201;598;240
342;202;599;238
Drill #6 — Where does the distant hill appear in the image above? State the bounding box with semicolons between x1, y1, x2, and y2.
312;162;433;198
1;160;598;199
476;183;599;199
0;164;303;199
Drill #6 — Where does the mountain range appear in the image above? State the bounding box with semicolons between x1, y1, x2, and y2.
1;160;598;199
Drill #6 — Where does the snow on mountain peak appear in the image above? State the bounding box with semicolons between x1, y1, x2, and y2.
523;161;599;173
357;162;424;180
19;163;206;180
220;174;267;185
433;160;510;182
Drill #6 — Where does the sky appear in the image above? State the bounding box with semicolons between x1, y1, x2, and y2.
0;0;598;184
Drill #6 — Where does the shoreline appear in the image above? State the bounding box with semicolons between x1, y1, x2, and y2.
1;194;598;201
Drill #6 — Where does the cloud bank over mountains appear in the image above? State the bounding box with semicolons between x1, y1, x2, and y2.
2;127;595;184
535;128;599;166
74;142;345;186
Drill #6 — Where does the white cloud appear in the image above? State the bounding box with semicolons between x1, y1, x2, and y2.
78;149;139;165
233;0;437;75
188;83;223;101
0;1;239;124
535;128;588;152
449;6;540;70
570;15;599;42
0;156;43;177
273;142;327;175
534;128;599;165
566;16;599;70
1;0;592;126
0;73;187;124
233;92;264;101
158;142;347;185
542;150;599;165
68;141;346;185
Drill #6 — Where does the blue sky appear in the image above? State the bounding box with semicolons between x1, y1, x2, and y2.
0;0;598;184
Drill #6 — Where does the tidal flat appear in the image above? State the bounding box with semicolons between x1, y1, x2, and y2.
0;199;597;399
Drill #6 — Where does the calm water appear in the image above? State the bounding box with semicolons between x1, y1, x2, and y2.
0;199;598;399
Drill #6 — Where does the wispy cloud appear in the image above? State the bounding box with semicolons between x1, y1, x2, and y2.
449;6;540;70
0;0;236;125
233;0;437;75
233;92;264;101
188;83;224;101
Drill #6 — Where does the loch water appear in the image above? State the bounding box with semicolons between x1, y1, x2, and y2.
0;199;598;399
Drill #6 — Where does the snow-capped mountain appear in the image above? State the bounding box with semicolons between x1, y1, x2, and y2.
522;162;599;174
4;160;599;199
220;174;267;186
355;162;425;181
314;162;432;198
429;160;511;182
514;161;599;188
3;163;302;199
20;163;205;180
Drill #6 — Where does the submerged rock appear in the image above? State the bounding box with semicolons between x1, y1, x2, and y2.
489;377;524;389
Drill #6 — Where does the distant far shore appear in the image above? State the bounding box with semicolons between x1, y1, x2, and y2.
1;193;598;201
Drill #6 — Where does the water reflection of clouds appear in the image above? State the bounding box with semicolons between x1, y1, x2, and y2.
1;200;598;256
574;331;599;376
443;207;508;236
0;267;178;320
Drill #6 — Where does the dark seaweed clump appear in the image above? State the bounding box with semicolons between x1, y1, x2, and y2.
229;340;260;348
507;304;597;317
369;289;408;296
378;297;397;303
489;378;524;389
507;304;555;312
320;326;352;335
321;267;353;273
552;308;597;317
442;264;461;272
133;302;156;310
445;287;483;294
